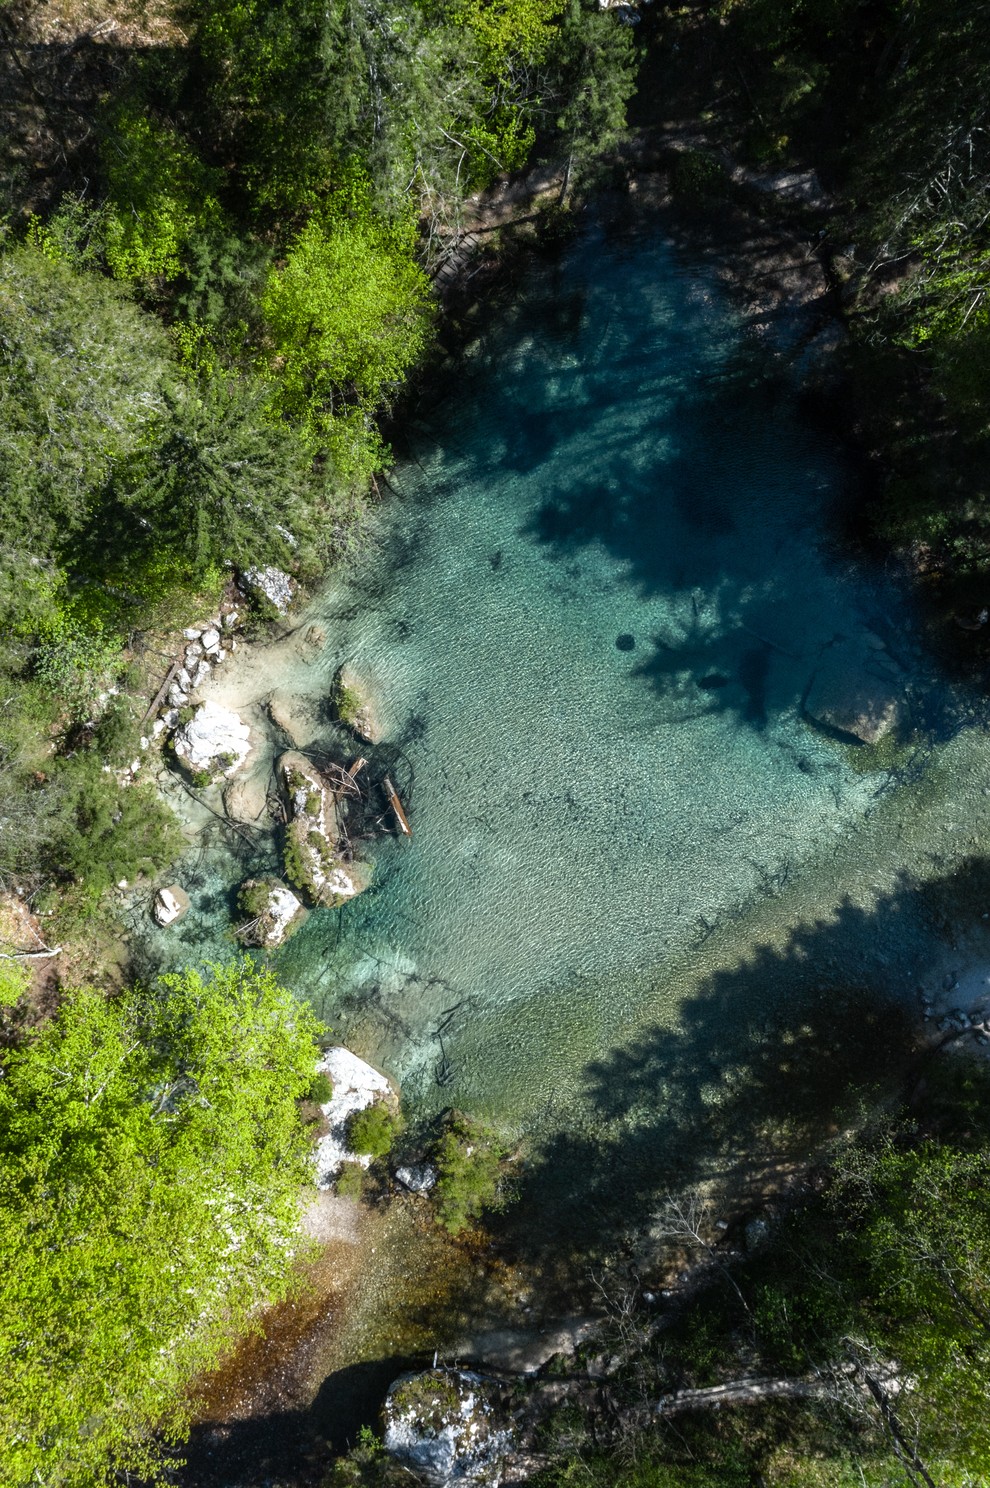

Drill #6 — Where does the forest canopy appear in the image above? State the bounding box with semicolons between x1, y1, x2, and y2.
0;961;323;1486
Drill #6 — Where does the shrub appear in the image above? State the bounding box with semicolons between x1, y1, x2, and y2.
237;878;272;920
433;1113;507;1235
92;694;139;765
348;1100;401;1159
307;1071;333;1104
0;960;30;1008
34;619;122;726
334;681;363;728
45;756;182;892
336;1161;366;1200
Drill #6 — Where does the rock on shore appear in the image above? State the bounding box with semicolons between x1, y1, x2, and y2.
332;663;381;744
280;750;370;906
242;565;295;615
236;878;305;948
313;1045;396;1187
152;884;190;927
383;1368;512;1487
173;701;252;780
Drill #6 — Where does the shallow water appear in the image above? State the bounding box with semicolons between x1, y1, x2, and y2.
146;213;990;1151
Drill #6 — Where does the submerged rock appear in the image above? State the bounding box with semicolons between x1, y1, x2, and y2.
313;1045;395;1187
267;691;319;748
804;639;903;745
173;701;252;780
223;770;269;825
153;884;190;927
332;663;381;744
383;1368;512;1487
242;564;295;615
236;878;305;948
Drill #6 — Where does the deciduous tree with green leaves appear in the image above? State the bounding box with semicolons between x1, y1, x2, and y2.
0;961;323;1486
261;205;432;477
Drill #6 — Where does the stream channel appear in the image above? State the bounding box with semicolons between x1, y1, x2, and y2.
141;204;990;1478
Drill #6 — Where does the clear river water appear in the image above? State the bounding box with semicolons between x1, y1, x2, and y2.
145;207;990;1228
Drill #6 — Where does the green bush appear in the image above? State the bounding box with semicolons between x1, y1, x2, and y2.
307;1071;333;1104
237;878;273;920
347;1100;401;1159
0;960;30;1008
34;620;122;727
332;674;364;728
0;245;170;560
45;756;182;892
336;1161;366;1199
92;694;139;765
433;1113;507;1235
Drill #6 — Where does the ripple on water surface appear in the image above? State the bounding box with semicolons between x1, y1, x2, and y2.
147;219;982;1136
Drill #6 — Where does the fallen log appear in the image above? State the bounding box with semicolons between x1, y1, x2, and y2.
383;775;412;836
654;1375;826;1415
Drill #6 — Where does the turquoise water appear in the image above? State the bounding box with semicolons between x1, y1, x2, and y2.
145;214;980;1138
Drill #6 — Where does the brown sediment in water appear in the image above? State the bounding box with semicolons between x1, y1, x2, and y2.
184;1190;529;1476
191;1199;371;1424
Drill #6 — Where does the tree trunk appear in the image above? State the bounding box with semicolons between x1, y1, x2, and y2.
653;1375;827;1415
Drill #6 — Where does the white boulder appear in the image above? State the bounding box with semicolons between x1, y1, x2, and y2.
243;565;295;615
313;1045;394;1188
383;1369;511;1487
173;701;251;779
396;1163;437;1194
153;884;190;927
237;878;304;948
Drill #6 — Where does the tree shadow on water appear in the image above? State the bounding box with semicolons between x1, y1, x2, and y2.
492;862;990;1298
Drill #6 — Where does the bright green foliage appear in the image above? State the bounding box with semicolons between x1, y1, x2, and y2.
261;212;432;468
0;546;63;635
0;961;29;1008
0;961;322;1486
101;110;225;285
455;0;566;70
347;1100;402;1158
33;619;122;726
433;1111;507;1234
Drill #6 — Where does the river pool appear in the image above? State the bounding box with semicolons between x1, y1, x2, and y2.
144;208;990;1195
